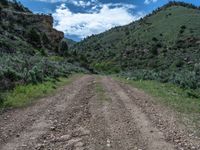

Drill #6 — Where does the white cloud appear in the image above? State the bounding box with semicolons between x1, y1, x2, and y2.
53;3;143;39
65;0;95;7
32;0;97;7
144;0;158;5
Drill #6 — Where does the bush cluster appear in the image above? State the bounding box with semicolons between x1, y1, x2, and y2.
26;28;42;48
0;53;87;92
121;68;200;90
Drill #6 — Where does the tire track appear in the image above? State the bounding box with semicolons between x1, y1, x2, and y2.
101;76;175;150
116;78;200;150
31;76;95;150
101;77;146;150
0;75;93;150
88;87;112;150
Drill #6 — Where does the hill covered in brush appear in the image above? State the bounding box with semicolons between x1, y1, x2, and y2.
71;1;200;89
0;0;86;103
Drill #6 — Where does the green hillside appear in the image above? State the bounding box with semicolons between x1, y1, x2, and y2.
0;0;86;104
71;2;200;89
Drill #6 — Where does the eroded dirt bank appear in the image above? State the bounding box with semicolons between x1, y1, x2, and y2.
0;75;199;150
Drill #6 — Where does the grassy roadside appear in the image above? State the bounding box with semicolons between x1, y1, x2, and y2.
1;74;84;108
115;78;200;114
115;77;200;134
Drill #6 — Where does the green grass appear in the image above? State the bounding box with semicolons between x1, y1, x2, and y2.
116;78;200;114
95;77;110;102
2;74;83;108
48;55;65;62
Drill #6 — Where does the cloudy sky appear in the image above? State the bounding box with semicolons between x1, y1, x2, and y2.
18;0;200;41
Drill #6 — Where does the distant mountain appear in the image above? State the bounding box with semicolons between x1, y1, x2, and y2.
72;2;200;75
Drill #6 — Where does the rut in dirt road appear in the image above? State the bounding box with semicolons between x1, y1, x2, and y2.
100;77;174;150
0;75;95;150
0;75;199;150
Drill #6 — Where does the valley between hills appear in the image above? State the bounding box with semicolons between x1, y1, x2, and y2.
0;0;200;149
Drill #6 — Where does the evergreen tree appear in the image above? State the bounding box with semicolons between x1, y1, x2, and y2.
59;40;69;56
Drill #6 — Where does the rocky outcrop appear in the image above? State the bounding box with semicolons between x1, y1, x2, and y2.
0;8;64;54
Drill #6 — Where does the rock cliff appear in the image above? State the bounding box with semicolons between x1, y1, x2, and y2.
0;1;64;54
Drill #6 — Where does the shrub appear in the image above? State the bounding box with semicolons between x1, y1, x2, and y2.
0;93;4;105
59;40;69;56
180;25;186;30
150;45;158;55
4;67;21;81
0;53;87;92
42;33;49;46
121;69;200;90
156;43;162;48
173;60;184;68
27;28;41;48
152;37;158;42
0;0;8;6
169;71;198;89
179;25;186;34
148;60;158;68
194;63;200;75
125;28;130;35
39;48;48;56
93;61;120;74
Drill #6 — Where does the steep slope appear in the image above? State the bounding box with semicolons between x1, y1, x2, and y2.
72;2;200;74
0;0;64;54
0;0;86;103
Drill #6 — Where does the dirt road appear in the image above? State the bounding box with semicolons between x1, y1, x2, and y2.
0;75;199;150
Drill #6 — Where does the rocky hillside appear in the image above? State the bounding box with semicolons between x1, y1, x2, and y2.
0;0;64;55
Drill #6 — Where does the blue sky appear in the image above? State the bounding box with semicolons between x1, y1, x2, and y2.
18;0;200;41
